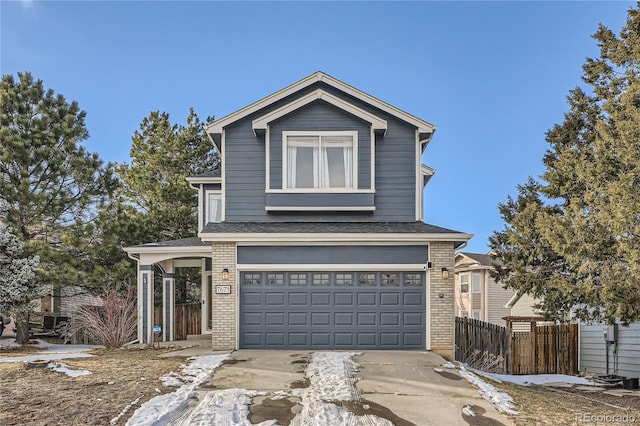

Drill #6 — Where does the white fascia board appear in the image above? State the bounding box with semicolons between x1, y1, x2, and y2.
505;291;522;309
198;232;473;244
123;245;211;256
205;71;436;136
185;176;222;184
265;206;376;212
238;264;427;271
252;89;387;134
421;163;436;176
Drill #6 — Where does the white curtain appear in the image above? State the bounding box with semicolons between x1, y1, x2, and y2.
320;147;330;187
287;145;297;188
343;146;353;188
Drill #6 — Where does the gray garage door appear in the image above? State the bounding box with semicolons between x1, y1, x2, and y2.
239;271;425;349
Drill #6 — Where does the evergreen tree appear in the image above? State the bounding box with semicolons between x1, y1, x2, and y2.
0;72;112;290
117;109;218;242
490;6;640;324
0;198;41;343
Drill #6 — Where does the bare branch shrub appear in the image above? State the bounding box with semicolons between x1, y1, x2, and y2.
70;287;137;348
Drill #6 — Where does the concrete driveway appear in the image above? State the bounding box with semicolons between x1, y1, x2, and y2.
196;349;509;426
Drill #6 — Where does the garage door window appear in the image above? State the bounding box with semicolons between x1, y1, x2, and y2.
267;273;284;285
335;273;353;286
290;273;307;285
244;273;262;285
382;273;399;286
358;273;376;286
403;273;422;286
312;273;330;285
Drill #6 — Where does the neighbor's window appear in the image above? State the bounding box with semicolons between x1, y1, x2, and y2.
472;272;482;293
283;131;357;190
472;310;481;320
207;192;222;223
460;273;469;293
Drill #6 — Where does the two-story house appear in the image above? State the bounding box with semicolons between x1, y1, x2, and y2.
125;72;471;357
454;252;514;326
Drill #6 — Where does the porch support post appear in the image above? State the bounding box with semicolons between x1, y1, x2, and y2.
138;264;154;344
162;260;175;342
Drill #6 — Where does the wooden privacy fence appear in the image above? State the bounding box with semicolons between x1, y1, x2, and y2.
455;317;578;375
153;303;202;341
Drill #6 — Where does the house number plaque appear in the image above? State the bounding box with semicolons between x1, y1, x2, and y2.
215;285;231;294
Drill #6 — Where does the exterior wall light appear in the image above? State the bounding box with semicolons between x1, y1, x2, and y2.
222;268;229;280
441;267;449;280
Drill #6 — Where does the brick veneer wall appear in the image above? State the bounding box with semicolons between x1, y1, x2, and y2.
429;241;456;359
210;242;237;350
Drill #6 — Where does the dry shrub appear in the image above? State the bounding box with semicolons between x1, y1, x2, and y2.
70;287;137;348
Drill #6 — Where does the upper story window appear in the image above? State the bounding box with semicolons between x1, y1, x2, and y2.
207;192;222;223
472;272;482;293
460;273;469;293
283;131;357;190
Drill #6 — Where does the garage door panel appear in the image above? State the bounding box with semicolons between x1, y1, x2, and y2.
334;333;354;346
243;312;262;326
357;292;376;305
381;333;400;346
289;312;308;325
243;293;262;305
380;292;400;305
404;312;422;325
335;312;354;326
380;312;399;326
265;292;285;305
357;312;377;326
240;270;425;349
266;312;285;326
289;292;308;305
288;333;308;346
334;292;354;305
403;292;423;306
311;332;331;346
265;333;285;346
311;312;331;326
357;333;377;346
311;292;331;305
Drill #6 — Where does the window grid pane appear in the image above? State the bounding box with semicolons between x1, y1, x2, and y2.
243;273;262;285
404;273;422;286
335;273;353;286
382;273;399;286
290;273;307;285
358;273;376;286
267;273;284;285
312;273;330;285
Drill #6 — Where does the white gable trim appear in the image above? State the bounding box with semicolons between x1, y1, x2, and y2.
251;89;387;135
206;71;436;139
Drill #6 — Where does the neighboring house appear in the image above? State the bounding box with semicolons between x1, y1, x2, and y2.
31;285;103;333
579;322;640;380
125;72;471;357
504;291;541;318
454;252;514;326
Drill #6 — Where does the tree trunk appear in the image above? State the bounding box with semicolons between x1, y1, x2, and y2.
15;321;30;344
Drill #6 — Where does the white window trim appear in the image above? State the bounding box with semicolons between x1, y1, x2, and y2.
205;190;223;223
472;272;482;294
282;130;358;191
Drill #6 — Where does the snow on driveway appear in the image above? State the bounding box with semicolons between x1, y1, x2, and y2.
124;351;393;426
124;354;229;426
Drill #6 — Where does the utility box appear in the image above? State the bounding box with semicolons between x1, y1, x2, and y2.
606;323;618;343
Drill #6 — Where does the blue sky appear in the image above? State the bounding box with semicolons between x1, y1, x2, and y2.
1;1;634;253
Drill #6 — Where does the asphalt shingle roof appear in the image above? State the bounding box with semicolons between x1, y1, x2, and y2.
128;236;207;249
459;252;500;266
201;221;465;234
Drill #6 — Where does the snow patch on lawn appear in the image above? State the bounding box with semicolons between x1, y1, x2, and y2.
47;361;91;377
125;353;229;426
0;340;101;362
479;372;600;387
458;365;519;415
0;338;21;349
